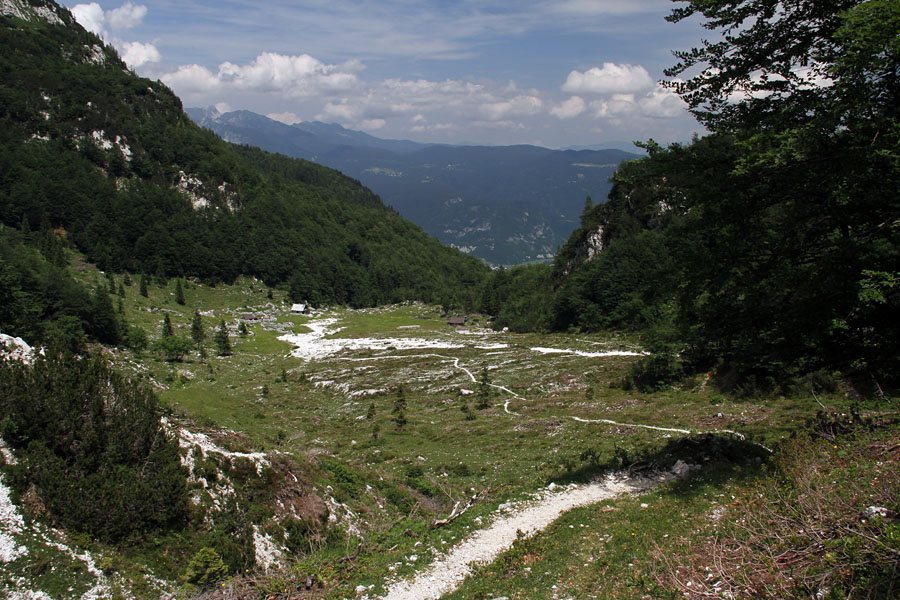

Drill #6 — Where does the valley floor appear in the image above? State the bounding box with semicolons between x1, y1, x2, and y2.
2;275;894;599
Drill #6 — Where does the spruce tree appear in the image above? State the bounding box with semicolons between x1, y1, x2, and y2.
118;282;125;297
190;310;205;350
476;367;492;409
238;321;249;337
161;313;174;338
139;274;148;297
367;401;376;420
460;394;475;421
214;320;231;356
175;279;185;305
392;385;408;430
90;285;121;345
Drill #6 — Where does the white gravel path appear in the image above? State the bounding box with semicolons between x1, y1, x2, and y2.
375;473;664;600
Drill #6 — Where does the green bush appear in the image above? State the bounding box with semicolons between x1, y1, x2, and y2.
0;351;189;542
183;547;228;586
628;350;683;392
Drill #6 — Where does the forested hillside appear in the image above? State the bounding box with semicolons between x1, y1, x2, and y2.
189;107;639;265
483;0;900;392
0;0;487;334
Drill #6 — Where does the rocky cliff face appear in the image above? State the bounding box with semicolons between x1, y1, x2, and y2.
0;0;70;25
576;224;607;262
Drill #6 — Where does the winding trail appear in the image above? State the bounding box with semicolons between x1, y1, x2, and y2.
376;474;664;600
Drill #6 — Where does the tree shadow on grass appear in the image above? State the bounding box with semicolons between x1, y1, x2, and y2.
550;432;771;494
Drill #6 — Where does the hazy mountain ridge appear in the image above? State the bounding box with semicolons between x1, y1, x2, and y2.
189;107;641;264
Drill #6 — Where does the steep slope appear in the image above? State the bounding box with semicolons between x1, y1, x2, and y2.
0;0;487;308
190;108;641;265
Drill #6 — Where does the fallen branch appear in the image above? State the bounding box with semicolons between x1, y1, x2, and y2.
431;489;487;529
339;539;365;563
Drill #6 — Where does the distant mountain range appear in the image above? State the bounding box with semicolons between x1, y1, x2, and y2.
187;107;642;265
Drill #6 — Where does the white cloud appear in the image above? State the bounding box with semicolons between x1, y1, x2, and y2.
639;85;685;118
161;64;221;94
478;95;542;121
551;96;586;119
316;101;360;121
360;118;386;130
562;63;654;95
119;41;160;67
591;93;636;118
162;52;362;101
544;0;662;17
217;52;361;97
472;120;526;130
267;111;303;125
71;1;147;33
70;2;105;35
106;1;146;30
588;85;687;119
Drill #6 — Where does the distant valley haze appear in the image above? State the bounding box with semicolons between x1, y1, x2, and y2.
187;106;642;264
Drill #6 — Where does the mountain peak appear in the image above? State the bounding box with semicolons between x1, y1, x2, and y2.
0;0;71;27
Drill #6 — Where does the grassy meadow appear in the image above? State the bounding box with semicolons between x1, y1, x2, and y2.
35;263;893;599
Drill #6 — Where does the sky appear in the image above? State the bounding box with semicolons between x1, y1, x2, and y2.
61;1;709;149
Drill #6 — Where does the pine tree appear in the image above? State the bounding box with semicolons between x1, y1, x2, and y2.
392;385;408;430
175;279;185;305
367;401;376;420
190;310;205;350
90;285;121;345
460;394;475;421
214;320;231;356
118;281;125;297
123;273;132;287
161;313;174;338
107;273;116;295
476;367;492;409
238;321;249;337
139;274;148;297
117;297;124;315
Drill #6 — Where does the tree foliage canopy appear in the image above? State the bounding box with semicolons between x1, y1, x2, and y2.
0;350;189;541
484;0;900;389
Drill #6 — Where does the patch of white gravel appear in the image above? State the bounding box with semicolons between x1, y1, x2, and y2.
530;346;644;358
279;317;512;362
374;473;666;600
0;438;16;466
163;417;271;475
0;333;38;364
0;476;27;564
252;525;284;571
